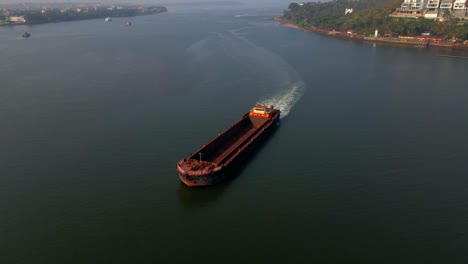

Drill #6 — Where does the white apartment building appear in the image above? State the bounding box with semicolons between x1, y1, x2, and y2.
6;16;26;23
392;0;426;17
425;0;440;18
453;0;467;9
401;0;427;10
426;0;441;9
440;0;454;10
393;0;468;19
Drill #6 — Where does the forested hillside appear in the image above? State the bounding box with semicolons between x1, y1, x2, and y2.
283;1;468;40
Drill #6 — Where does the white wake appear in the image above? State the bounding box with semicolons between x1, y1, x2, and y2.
186;23;306;119
259;81;305;118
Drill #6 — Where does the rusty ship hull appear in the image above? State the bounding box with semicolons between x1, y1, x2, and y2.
176;105;281;187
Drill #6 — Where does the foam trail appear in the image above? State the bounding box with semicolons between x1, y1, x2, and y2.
191;24;305;118
260;81;305;118
223;29;305;118
223;30;305;118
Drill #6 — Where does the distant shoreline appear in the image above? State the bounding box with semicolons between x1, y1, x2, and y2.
0;6;167;27
274;18;468;51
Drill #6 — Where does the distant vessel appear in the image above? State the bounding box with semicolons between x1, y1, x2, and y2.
105;17;112;22
124;21;132;26
176;104;281;187
22;32;30;38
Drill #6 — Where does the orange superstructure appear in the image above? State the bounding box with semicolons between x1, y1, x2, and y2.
249;104;273;118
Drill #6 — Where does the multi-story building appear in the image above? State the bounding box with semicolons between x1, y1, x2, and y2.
393;0;468;19
401;0;427;10
425;0;441;17
452;0;467;19
426;0;441;9
453;0;467;10
6;16;26;23
393;0;427;17
440;0;454;10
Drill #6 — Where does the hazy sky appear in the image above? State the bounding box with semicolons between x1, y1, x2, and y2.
1;0;294;5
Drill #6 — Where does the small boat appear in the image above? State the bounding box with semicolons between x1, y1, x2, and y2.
124;21;132;26
22;32;31;38
105;17;112;22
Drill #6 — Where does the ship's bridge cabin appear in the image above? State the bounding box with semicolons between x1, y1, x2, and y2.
249;104;273;118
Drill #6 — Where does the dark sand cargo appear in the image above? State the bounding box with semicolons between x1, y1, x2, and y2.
176;104;281;187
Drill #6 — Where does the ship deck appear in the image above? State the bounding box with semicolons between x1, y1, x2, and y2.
198;114;271;165
177;107;280;186
179;108;280;170
212;126;257;164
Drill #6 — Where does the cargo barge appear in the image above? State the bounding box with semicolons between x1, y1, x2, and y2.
176;104;281;187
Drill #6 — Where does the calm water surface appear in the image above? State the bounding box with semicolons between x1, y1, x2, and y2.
1;4;467;264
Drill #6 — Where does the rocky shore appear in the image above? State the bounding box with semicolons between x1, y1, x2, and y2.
274;18;468;51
